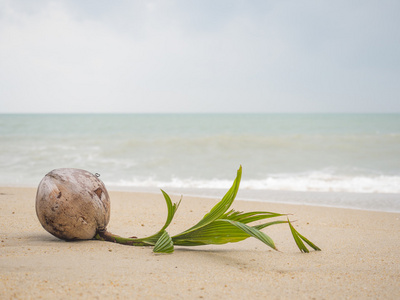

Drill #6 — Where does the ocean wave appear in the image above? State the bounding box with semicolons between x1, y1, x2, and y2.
106;172;400;194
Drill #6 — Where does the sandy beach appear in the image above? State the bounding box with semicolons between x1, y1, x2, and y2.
1;186;399;299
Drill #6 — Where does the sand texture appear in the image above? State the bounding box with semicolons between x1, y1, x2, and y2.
1;187;399;299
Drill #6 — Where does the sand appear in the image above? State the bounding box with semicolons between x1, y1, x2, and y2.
1;186;399;299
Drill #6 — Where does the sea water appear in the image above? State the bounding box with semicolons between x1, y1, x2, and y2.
1;113;399;211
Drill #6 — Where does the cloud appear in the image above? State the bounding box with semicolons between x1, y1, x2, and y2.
0;0;399;113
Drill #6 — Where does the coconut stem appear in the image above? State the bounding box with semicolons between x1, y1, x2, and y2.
95;230;150;246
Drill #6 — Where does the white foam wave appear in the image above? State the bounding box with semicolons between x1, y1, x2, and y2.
106;172;400;194
243;174;400;193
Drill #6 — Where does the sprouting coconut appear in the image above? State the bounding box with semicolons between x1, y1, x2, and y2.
35;166;321;253
36;168;110;240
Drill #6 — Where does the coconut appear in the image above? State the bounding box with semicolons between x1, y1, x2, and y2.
35;168;110;240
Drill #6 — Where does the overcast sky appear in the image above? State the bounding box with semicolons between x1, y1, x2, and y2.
0;0;399;113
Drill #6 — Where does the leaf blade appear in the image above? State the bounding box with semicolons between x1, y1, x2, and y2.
173;166;242;238
159;189;181;232
172;219;251;246
172;218;278;251
153;230;174;253
288;219;309;253
295;229;321;251
224;219;277;250
133;191;181;245
223;210;287;224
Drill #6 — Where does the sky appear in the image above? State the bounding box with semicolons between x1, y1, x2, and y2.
0;0;399;113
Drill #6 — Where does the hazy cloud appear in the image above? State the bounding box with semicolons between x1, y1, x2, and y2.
1;0;399;113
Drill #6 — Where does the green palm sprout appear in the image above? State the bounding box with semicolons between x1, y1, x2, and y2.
95;166;320;253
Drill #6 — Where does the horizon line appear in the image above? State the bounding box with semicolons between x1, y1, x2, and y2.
1;112;399;115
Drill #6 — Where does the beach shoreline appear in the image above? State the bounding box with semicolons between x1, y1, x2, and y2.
5;182;400;213
111;186;400;213
1;186;399;299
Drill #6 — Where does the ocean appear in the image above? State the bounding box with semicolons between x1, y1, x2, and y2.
1;113;399;212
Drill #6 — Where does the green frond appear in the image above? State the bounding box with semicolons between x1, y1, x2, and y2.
172;219;252;246
173;166;242;238
222;210;287;224
134;190;181;245
288;218;321;253
253;220;288;230
153;230;174;253
100;165;320;255
159;190;181;232
172;218;277;250
288;219;308;253
224;219;277;250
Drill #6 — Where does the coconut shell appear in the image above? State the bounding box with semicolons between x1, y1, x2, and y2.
36;168;110;240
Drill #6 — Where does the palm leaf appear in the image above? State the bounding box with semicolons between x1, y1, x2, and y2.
290;221;321;252
159;190;181;232
134;189;181;245
253;220;289;230
288;219;308;253
172;219;252;246
223;219;277;250
153;230;174;253
222;210;286;224
288;218;321;253
96;165;320;254
172;166;242;238
172;219;277;250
